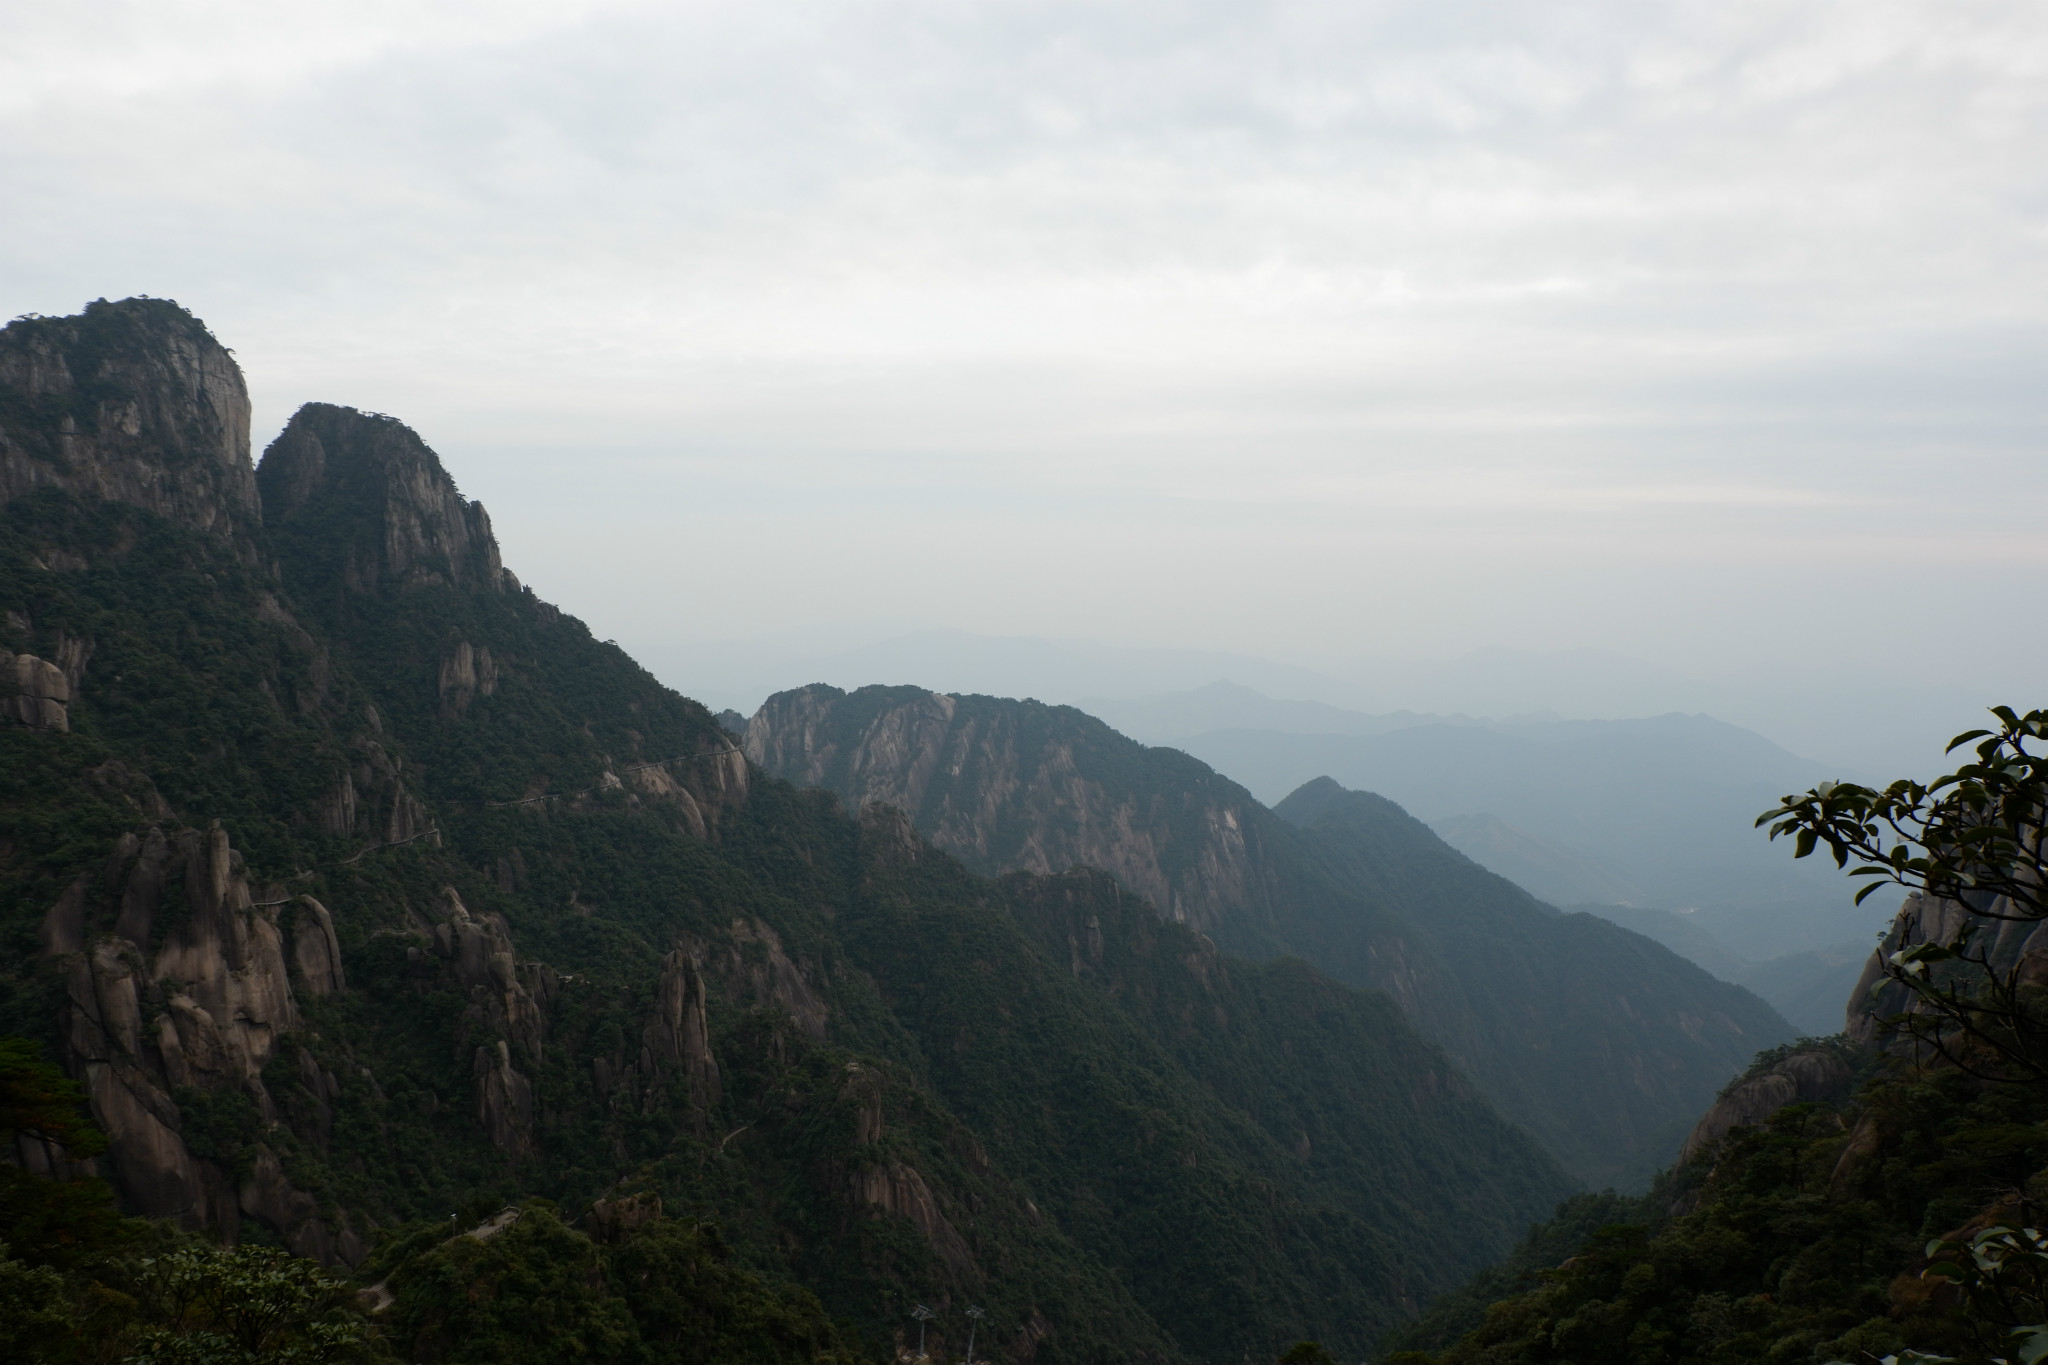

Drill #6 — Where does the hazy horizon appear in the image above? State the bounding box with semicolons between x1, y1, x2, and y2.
8;1;2044;765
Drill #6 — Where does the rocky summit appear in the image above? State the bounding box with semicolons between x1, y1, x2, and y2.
0;298;1586;1364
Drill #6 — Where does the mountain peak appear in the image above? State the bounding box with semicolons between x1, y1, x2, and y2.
1270;775;1351;825
0;297;257;544
257;402;510;595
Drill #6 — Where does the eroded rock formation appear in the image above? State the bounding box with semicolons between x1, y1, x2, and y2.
1676;1047;1857;1165
0;300;257;543
851;1160;977;1279
643;948;722;1121
257;403;509;594
2;649;71;730
1846;890;2048;1045
43;821;360;1259
707;918;828;1041
438;639;499;718
748;685;1274;933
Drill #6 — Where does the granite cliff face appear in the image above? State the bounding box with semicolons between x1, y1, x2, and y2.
748;684;1288;935
749;684;1796;1187
43;816;361;1259
1675;1045;1857;1167
259;403;509;596
1845;889;2048;1046
0;299;257;545
3;646;73;730
0;298;1577;1361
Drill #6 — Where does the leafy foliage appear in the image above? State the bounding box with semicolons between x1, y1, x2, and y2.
0;378;1578;1364
1392;705;2048;1365
1761;709;2048;1087
127;1244;370;1365
1385;1066;2048;1364
2;1035;107;1156
369;1204;858;1365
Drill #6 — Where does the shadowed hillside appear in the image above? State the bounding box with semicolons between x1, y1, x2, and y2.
746;684;1795;1187
0;298;1576;1363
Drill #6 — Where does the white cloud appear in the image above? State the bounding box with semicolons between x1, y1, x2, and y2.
3;0;2046;736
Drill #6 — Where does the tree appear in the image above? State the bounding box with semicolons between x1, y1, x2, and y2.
0;1035;132;1274
125;1244;370;1365
1759;706;2048;1085
1763;708;2048;1361
0;1037;107;1158
0;1238;69;1361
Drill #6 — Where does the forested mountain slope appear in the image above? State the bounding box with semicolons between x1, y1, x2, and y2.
746;685;1794;1187
1381;900;2048;1364
0;297;1573;1363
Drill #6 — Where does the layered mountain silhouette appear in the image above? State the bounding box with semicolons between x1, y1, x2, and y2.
0;298;1583;1362
746;684;1796;1187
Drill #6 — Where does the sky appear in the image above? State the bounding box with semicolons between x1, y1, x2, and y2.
5;0;2046;764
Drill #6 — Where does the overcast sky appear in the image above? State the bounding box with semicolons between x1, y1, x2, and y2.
5;1;2046;748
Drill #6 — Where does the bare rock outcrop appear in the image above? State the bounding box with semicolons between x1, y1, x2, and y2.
429;888;550;1060
612;740;750;839
289;897;346;997
1846;890;2048;1045
1677;1046;1857;1165
583;1192;663;1244
474;1041;536;1158
149;825;302;1082
42;822;354;1255
708;919;828;1041
852;1161;977;1279
643;949;722;1123
2;650;71;730
257;403;509;594
748;684;1277;935
405;888;549;1156
0;300;258;543
242;1144;363;1264
438;640;499;718
65;937;232;1229
310;713;434;846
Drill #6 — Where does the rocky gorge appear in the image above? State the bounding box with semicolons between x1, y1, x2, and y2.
0;297;1588;1363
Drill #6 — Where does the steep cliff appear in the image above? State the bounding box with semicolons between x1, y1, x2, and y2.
747;685;1796;1187
0;299;256;545
748;684;1300;937
1843;888;2048;1047
259;403;508;597
0;298;1575;1363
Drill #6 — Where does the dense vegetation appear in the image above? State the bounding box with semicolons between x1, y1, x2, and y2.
1372;1054;2048;1364
0;301;1578;1363
751;686;1794;1187
1371;713;2048;1365
1275;779;1794;1187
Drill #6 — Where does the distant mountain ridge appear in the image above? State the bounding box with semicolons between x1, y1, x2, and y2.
0;297;1577;1362
1425;812;1648;908
746;683;1795;1187
1178;715;1877;963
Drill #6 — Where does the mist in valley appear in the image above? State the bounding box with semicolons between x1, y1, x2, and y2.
7;3;2048;1361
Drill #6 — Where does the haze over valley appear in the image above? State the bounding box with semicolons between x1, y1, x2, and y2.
4;4;2047;1363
